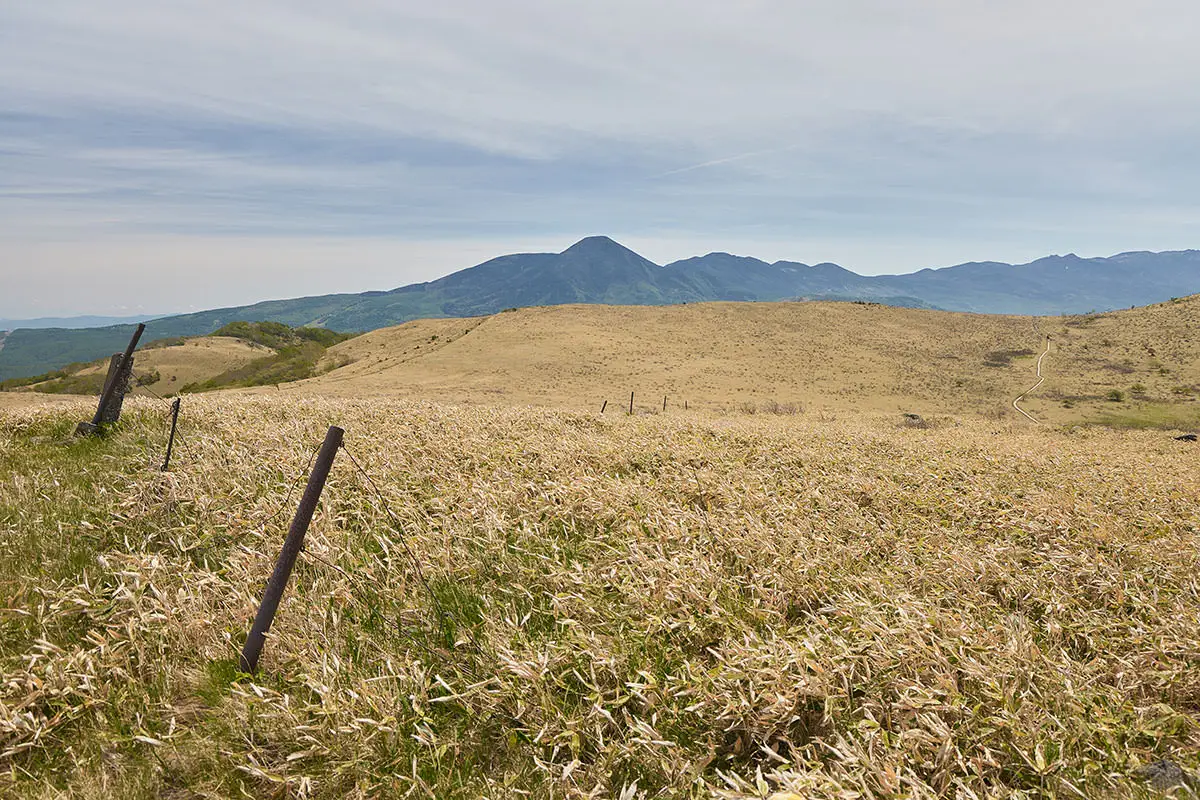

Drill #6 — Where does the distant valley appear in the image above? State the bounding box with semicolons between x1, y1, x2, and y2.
1;236;1198;380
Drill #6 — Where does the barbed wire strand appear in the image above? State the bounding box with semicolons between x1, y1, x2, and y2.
121;382;180;468
263;443;321;527
338;442;483;655
297;547;463;665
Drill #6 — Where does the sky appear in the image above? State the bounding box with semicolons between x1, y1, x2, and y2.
2;1;1199;318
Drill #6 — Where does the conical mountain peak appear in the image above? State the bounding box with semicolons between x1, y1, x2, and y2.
560;235;648;260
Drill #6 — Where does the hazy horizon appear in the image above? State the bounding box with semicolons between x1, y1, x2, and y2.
4;237;1193;323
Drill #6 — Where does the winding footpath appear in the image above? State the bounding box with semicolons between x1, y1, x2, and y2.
1012;336;1051;424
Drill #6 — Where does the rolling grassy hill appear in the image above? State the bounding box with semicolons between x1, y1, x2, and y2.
2;322;356;399
50;336;268;396
274;296;1200;430
4;297;1197;432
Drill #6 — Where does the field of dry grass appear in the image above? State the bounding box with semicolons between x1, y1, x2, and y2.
5;298;1196;433
288;297;1200;430
11;337;267;399
0;392;78;412
300;302;1040;417
1035;298;1200;429
128;337;270;395
3;395;1199;798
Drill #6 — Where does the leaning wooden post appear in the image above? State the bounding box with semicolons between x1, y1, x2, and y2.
600;400;607;414
240;425;344;673
663;396;667;412
100;355;123;405
161;398;182;471
629;392;634;415
98;355;134;424
76;322;145;436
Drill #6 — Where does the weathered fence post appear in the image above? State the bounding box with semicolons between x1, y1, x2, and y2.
663;396;667;412
161;398;181;471
240;425;344;673
100;355;122;405
629;392;634;416
600;400;607;414
75;323;145;436
99;354;134;424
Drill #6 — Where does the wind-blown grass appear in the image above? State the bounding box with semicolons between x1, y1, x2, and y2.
1;397;1198;798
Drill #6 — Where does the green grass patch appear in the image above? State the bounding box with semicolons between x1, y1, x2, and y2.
182;322;358;391
211;320;356;350
983;348;1036;368
1089;402;1200;431
0;367;76;391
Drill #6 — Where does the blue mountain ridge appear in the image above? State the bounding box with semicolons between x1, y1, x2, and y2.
1;236;1197;380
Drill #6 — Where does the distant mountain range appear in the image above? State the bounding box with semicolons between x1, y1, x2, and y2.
2;236;1198;381
0;314;163;331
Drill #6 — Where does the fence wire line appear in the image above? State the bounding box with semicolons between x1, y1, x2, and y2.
262;443;321;528
121;382;185;468
115;379;194;468
296;545;464;663
116;405;483;656
338;441;483;655
141;386;192;455
136;381;172;405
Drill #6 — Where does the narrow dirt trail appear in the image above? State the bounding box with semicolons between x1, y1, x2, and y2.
1012;336;1051;423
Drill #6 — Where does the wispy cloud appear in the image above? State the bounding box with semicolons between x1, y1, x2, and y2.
2;1;1199;315
651;145;806;179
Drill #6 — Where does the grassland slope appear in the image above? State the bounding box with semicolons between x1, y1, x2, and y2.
304;302;1038;415
1;322;359;400
5;337;266;397
1;397;1198;797
295;298;1200;428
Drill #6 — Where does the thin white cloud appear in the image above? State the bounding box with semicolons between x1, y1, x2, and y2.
1;0;1200;315
651;144;806;179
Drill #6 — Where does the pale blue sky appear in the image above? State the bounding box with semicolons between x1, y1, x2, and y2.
2;1;1199;317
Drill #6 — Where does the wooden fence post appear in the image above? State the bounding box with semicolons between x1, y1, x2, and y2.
629;392;634;415
240;425;344;673
76;323;145;436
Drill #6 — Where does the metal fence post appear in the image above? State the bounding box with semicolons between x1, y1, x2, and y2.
240;425;344;673
161;398;181;471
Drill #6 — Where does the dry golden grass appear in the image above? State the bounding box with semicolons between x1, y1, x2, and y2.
0;392;78;411
64;336;267;397
2;396;1199;798
7;297;1197;431
288;298;1200;430
1031;298;1200;428
132;337;269;395
301;303;1039;417
5;337;268;403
